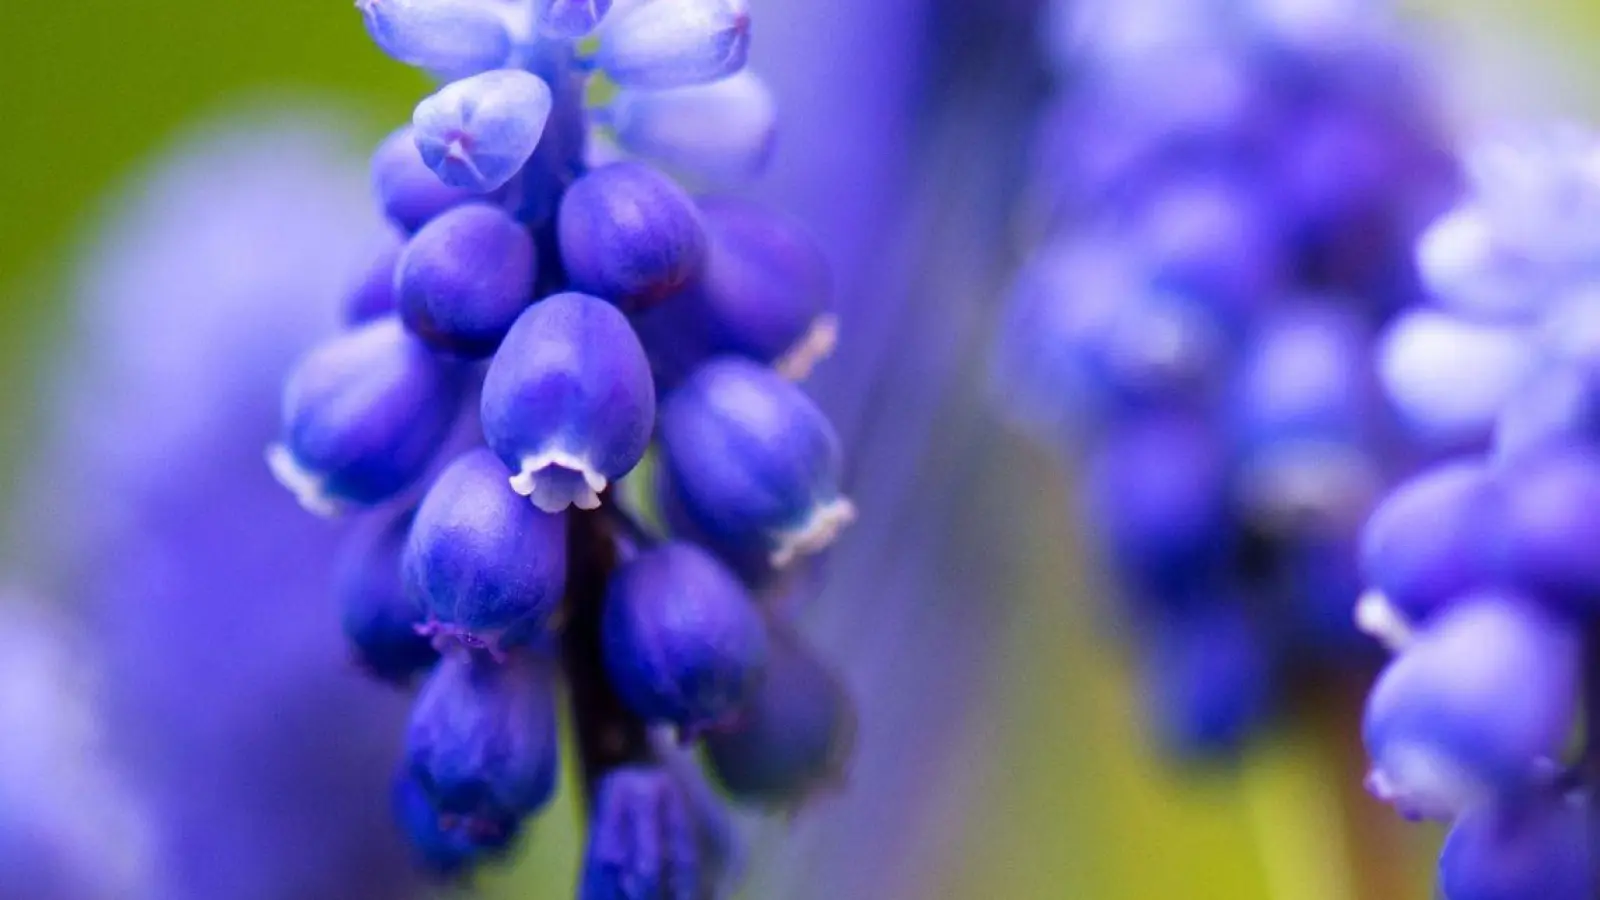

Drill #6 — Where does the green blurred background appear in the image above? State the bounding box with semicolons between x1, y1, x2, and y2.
1;2;1596;897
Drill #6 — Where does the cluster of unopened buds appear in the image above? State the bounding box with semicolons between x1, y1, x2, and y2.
1359;128;1600;899
266;0;856;891
996;0;1451;760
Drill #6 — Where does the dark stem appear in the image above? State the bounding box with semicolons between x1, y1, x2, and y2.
561;505;652;805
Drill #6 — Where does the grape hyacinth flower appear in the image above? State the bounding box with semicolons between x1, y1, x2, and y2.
339;509;441;684
266;3;857;894
373;125;484;234
659;358;854;571
396;202;538;357
1357;459;1502;645
602;542;768;731
580;765;713;899
270;316;470;515
1376;127;1600;453
1437;792;1595;900
358;0;515;81
702;620;855;807
1353;123;1600;899
595;0;752;90
633;196;835;385
558;161;708;309
993;0;1452;764
346;234;406;325
403;448;569;651
605;72;777;183
413;69;556;193
480;291;655;513
1362;594;1582;821
404;652;561;827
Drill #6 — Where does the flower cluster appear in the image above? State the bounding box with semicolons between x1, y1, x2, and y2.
1358;130;1600;899
995;0;1452;760
268;1;856;891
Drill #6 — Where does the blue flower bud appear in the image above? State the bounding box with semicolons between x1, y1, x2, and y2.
602;542;767;731
659;358;853;568
536;0;614;37
372;126;483;234
596;0;751;89
270;316;468;515
1363;594;1581;821
343;235;403;325
406;651;561;824
558;161;708;309
413;70;554;193
1498;446;1600;616
990;243;1113;438
1415;205;1545;323
1230;304;1385;530
397;203;536;358
580;766;704;900
608;72;777;182
1439;794;1595;900
1418;127;1600;320
703;624;853;806
1081;411;1230;606
392;773;523;876
404;448;569;649
357;0;513;81
1378;310;1534;448
337;509;439;684
1233;304;1380;454
393;774;518;875
481;292;655;513
1358;460;1503;646
1494;366;1600;463
1533;284;1600;372
634;197;833;384
1129;174;1283;325
992;238;1226;439
1143;603;1273;763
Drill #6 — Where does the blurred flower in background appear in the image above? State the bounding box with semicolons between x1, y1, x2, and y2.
0;597;150;900
1;111;420;900
997;0;1452;762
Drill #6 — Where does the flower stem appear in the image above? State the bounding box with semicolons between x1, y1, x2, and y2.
561;505;651;804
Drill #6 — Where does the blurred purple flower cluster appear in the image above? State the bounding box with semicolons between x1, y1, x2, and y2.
2;113;419;900
1359;127;1600;899
995;0;1454;760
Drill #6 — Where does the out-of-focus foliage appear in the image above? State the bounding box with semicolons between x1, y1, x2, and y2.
0;2;418;278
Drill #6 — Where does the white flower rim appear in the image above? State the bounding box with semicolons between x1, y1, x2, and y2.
774;314;839;382
1354;589;1413;653
509;447;609;513
265;444;342;518
769;496;856;568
